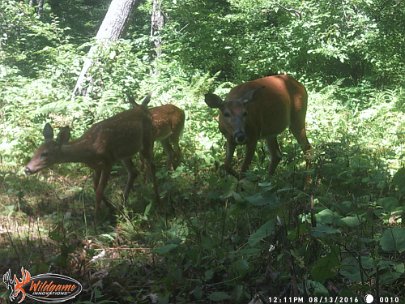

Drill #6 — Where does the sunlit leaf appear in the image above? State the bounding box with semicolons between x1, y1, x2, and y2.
340;215;363;227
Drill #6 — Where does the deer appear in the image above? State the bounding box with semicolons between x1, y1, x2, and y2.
205;74;311;179
24;103;159;222
148;104;185;170
129;95;185;170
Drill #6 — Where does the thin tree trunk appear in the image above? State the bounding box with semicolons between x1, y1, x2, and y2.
29;0;44;17
38;0;44;17
150;0;164;78
151;0;164;58
72;0;141;98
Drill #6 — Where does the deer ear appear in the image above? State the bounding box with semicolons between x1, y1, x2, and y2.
241;86;265;104
205;93;224;109
56;127;71;145
43;123;54;142
140;93;152;107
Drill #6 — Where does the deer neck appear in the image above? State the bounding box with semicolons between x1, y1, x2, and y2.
59;139;95;165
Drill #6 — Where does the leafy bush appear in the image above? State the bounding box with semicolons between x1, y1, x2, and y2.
1;0;404;302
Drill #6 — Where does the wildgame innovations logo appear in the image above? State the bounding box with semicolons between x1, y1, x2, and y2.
2;267;82;303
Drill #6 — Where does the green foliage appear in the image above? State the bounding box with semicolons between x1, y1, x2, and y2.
47;0;112;41
380;228;405;253
162;0;405;85
1;0;405;302
0;0;69;77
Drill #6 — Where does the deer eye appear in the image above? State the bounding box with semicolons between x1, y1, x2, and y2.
223;112;231;118
40;152;49;160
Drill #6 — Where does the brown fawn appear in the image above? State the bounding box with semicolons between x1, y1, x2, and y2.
25;104;159;220
205;74;311;178
129;95;185;170
148;104;185;170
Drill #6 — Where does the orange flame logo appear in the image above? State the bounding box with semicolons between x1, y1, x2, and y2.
2;267;31;303
3;267;82;303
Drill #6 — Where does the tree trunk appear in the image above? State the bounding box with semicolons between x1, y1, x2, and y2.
151;0;164;58
72;0;141;98
150;0;164;78
29;0;44;17
38;0;44;17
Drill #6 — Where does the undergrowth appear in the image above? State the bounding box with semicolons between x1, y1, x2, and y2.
0;82;404;303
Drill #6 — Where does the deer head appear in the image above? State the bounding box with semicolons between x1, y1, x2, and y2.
25;123;71;175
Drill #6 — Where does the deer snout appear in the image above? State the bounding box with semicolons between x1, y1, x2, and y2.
24;167;32;175
234;131;247;144
24;166;34;175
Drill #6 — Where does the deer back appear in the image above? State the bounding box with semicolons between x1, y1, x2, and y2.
149;104;185;141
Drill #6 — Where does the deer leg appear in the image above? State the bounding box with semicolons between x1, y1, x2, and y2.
266;136;282;176
121;158;139;201
224;140;238;177
171;135;182;169
289;99;311;169
95;165;112;219
150;160;160;204
141;146;160;204
161;139;175;170
289;125;312;170
93;168;114;211
93;169;101;191
240;140;257;177
140;141;155;180
290;119;312;188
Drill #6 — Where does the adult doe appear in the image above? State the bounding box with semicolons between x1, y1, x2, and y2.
205;74;311;178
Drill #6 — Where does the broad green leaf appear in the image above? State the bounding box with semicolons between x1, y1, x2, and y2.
336;201;354;214
100;233;115;241
380;228;405;253
379;270;403;285
245;190;279;207
232;191;244;203
377;197;400;212
311;224;340;238
153;243;178;255
245;193;268;206
340;215;362;227
144;202;153;217
238;247;261;257
311;251;339;282
315;209;340;225
204;269;214;281
377;260;404;285
192;286;203;300
340;256;374;282
33;101;68;115
208;291;231;302
394;263;405;273
304;280;329;296
248;219;276;246
232;285;244;302
392;167;405;194
231;258;249;276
